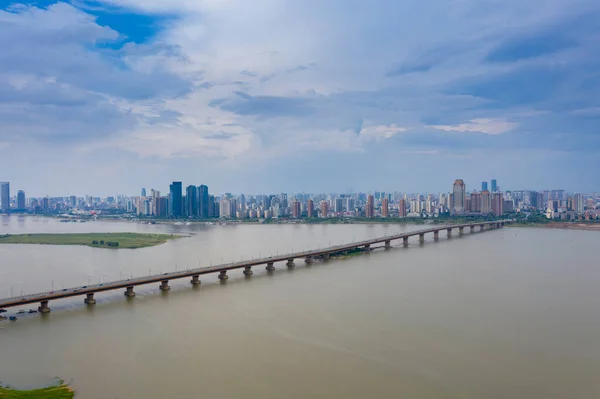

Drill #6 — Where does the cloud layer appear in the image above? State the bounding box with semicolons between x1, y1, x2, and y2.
1;0;599;195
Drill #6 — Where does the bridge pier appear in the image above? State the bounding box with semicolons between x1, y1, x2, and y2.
159;280;170;291
266;262;275;271
433;230;439;240
384;240;391;249
403;237;409;246
286;259;295;268
497;222;501;228
419;233;425;243
84;293;96;305
38;300;51;314
124;286;135;297
459;226;464;236
364;244;371;251
305;257;313;264
243;266;253;276
470;225;475;233
218;271;228;280
323;253;330;261
480;224;485;231
447;228;452;238
191;275;201;285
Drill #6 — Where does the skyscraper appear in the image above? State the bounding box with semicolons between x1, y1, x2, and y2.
17;190;25;210
186;185;197;217
334;197;344;214
482;181;488;192
346;197;355;213
492;193;504;216
307;199;314;217
320;200;329;218
198;185;209;218
452;179;466;213
381;197;389;217
291;200;301;218
366;194;375;217
574;193;584;214
398;199;407;217
481;190;491;214
169;182;183;217
491;179;497;193
0;182;9;213
141;188;146;197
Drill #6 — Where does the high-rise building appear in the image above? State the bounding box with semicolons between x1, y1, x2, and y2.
482;181;488;192
398;199;407;217
291;200;301;218
334;197;344;214
492;193;504;216
491;179;497;193
381;197;389;217
470;192;481;213
452;179;466;213
574;193;584;214
307;199;314;217
198;185;209;218
366;195;375;217
320;200;329;218
219;198;233;218
17;190;25;210
0;182;9;213
346;197;355;213
141;188;146;197
481;190;491;214
169;182;183;217
186;185;197;217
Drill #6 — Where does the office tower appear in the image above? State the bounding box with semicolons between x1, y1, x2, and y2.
42;197;49;211
464;196;471;212
0;182;9;212
291;200;301;218
482;181;488;192
346;197;355;213
185;185;197;217
398;198;407;217
481;190;491;214
307;199;314;217
503;200;514;213
320;200;329;218
262;195;271;210
415;194;422;213
141;188;146;197
334;197;344;214
169;182;183;217
366;194;375;217
491;179;497;193
452;179;466;213
492;193;504;216
196;185;209;218
381;197;389;217
219;198;231;218
17;190;25;210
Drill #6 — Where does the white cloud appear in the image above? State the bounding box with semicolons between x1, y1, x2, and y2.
359;124;408;141
429;118;518;135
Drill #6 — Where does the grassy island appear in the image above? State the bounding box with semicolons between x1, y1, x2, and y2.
0;383;74;398
0;232;178;249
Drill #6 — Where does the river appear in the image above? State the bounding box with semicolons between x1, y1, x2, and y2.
0;215;599;398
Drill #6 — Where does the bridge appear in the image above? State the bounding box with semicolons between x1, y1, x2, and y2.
0;220;513;314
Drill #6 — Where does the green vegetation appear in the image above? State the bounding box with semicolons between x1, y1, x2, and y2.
0;232;178;249
0;383;73;398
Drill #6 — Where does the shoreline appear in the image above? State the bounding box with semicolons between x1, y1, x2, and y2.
512;223;600;232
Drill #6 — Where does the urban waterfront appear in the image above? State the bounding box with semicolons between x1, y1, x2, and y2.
1;216;599;398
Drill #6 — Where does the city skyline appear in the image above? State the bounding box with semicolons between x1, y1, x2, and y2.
1;1;599;195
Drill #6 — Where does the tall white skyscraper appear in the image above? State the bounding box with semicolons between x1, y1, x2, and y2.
452;179;466;213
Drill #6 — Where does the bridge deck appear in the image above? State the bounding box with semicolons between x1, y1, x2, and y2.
0;220;511;309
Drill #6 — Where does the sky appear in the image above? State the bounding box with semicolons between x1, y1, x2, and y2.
0;0;599;196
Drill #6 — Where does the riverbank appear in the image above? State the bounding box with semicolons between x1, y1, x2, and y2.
512;222;600;231
0;232;179;249
0;383;74;398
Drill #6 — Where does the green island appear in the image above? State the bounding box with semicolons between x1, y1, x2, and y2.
0;383;74;398
0;232;179;249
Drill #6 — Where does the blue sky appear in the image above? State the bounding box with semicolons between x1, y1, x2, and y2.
0;0;598;196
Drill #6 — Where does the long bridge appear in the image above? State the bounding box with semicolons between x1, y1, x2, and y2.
0;220;513;314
